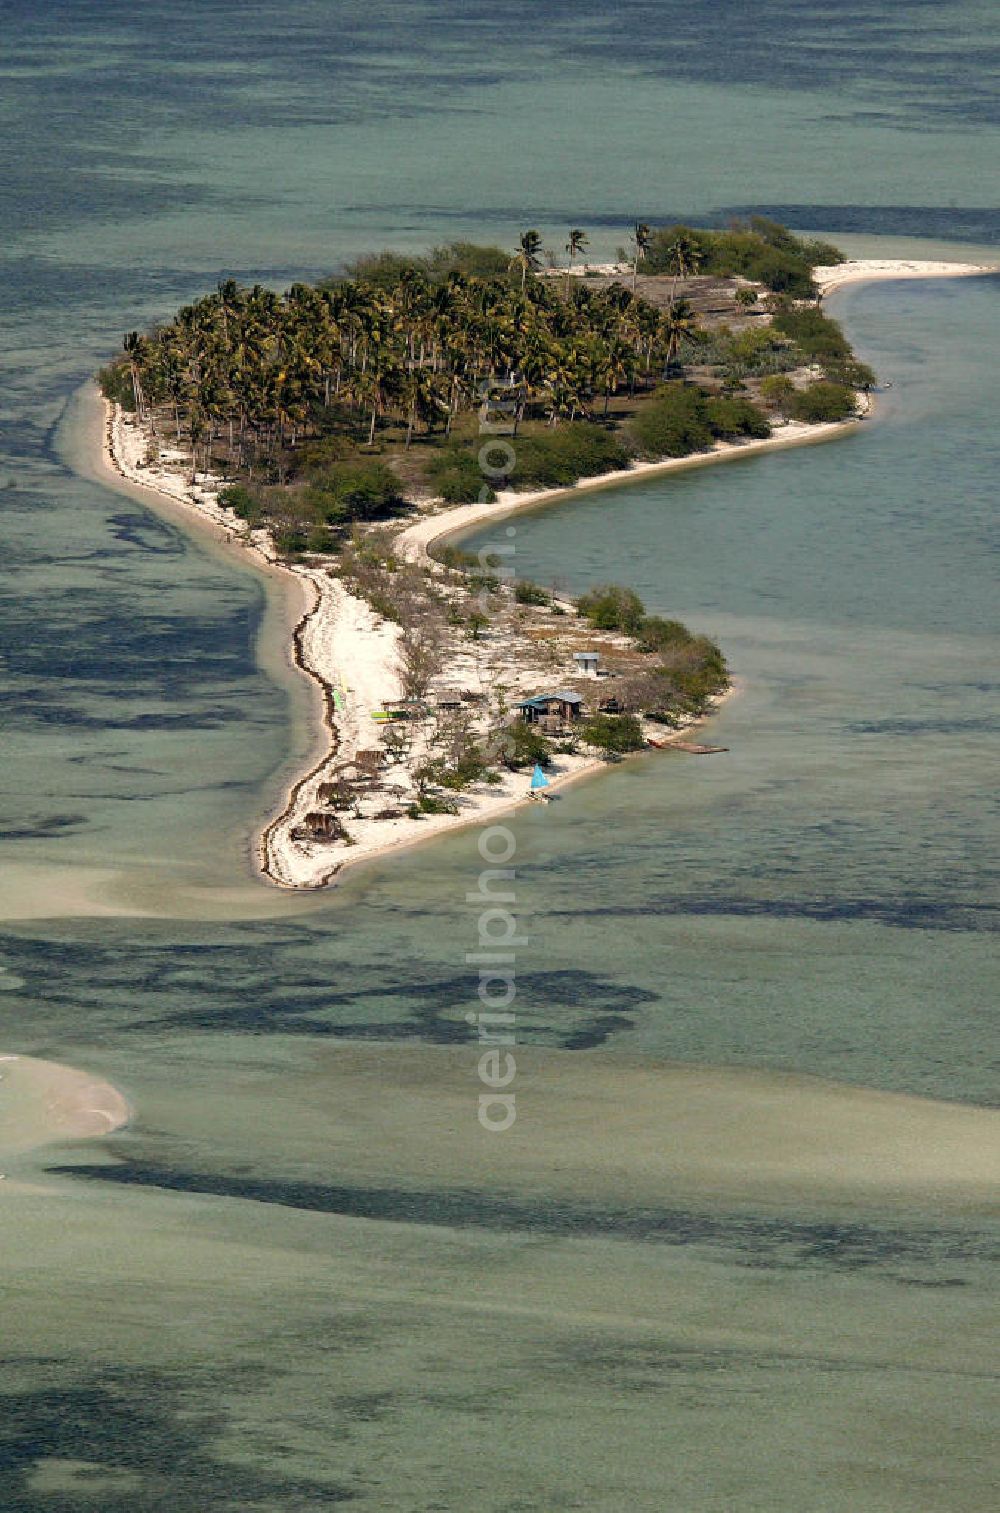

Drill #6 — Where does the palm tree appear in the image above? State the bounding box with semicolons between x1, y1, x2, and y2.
402;368;441;449
510;230;543;290
122;332;147;418
664;232;706;304
596;338;630;416
661;299;698;373
664;232;704;282
564;228;588;291
631;222;651;293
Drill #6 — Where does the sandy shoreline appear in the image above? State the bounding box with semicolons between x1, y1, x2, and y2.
94;257;995;891
813;257;996;297
0;1053;130;1173
99;397;739;891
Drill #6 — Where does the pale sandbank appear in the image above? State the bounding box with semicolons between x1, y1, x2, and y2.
0;1053;130;1171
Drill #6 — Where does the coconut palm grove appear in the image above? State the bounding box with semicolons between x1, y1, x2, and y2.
99;219;871;556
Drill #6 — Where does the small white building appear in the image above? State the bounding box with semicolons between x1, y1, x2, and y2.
573;651;601;679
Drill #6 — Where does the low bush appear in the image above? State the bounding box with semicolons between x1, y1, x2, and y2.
416;752;488;791
98;362;136;410
273;525;308;556
636;616;694;653
298;434;357;474
437;544;478;570
306;460;407;524
705;395;772;441
581;713;647;756
218;483;264;523
770;305;855;375
644;219;840;298
576;584;646;636
759;375;796;414
425;446;494;504
426;241;512;280
507;423;629;489
492;721;552;770
407;793;461;818
514;580;551;606
629;384;713;458
787;380;857;423
656;635;729;710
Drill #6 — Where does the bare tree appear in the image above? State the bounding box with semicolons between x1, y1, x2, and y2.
432;708;478;766
394;621;443;703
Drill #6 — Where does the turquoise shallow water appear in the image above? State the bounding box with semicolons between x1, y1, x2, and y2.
0;3;997;1508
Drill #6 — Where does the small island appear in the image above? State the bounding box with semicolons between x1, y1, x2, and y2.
96;219;988;888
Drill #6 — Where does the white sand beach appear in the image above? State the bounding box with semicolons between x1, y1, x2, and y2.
813;258;996;297
101;398;738;891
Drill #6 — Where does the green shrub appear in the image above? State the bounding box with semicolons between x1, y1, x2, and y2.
656;634;730;710
643;221;837;298
273;525;307;556
705;395;772;441
576;584;646;636
305;525;337;554
787;380;857;423
306;460;407;523
426;242;512;280
719;326;800;378
299;434;357;474
514;580;551;606
637;616;694;653
629;384;713;458
437;544;478;570
218;484;263;523
759;375;796;414
581;713;647;756
507;423;629;489
440;470;494;503
770;305;852;369
431;750;490;790
824;354;878;392
425;446;494;503
467;571;500;594
491;721;552;770
414;793;460;816
339;250;428;288
365;589;403;623
97;362;136;410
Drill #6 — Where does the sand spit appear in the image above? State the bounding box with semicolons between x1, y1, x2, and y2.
813;258;996;297
101;397;734;891
95;257;995;892
0;1054;130;1167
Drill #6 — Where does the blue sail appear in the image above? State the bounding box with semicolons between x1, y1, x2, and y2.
530;764;550;789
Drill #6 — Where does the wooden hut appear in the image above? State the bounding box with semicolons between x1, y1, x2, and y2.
297;811;348;842
355;748;387;775
516;691;584;726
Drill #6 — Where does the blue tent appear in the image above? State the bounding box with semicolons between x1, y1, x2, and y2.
530;764;550;790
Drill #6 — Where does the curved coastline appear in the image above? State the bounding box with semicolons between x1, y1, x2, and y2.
93;259;995;890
